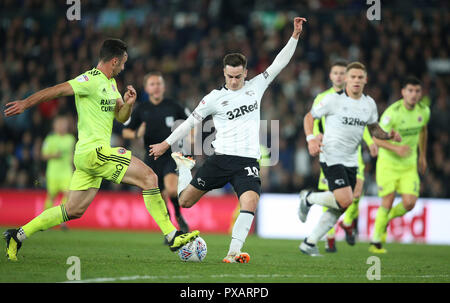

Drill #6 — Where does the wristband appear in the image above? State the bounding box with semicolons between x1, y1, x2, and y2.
306;134;316;142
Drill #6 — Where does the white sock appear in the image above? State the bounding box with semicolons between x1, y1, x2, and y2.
177;165;193;196
165;229;177;242
306;208;344;245
307;191;341;209
228;211;254;255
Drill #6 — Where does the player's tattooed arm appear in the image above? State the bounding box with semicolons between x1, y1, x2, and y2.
368;123;402;142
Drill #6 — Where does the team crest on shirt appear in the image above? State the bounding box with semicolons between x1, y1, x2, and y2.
246;90;255;96
76;75;89;82
221;101;229;107
111;84;116;92
418;116;422;122
117;148;127;155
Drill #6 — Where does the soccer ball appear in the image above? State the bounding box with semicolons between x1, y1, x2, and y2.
178;236;207;262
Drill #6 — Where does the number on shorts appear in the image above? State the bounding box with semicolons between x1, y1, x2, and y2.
244;166;259;177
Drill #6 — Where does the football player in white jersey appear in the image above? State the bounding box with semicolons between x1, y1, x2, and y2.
298;62;402;256
149;17;307;263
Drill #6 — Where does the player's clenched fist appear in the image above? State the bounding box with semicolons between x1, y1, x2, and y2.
124;85;137;105
307;136;323;157
292;17;307;39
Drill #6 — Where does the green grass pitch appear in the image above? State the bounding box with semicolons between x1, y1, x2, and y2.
1;227;449;283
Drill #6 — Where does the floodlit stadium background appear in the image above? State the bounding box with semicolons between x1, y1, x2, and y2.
0;0;449;243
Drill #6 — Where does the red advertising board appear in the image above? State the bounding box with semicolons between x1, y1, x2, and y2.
0;190;241;234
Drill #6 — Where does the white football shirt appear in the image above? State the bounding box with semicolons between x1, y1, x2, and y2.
191;75;271;159
311;90;378;167
166;37;300;160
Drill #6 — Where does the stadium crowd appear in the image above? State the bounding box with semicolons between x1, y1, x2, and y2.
0;0;449;198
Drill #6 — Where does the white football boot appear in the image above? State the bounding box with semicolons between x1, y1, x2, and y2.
171;152;196;170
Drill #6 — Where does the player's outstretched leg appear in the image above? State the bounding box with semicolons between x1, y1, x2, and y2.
123;155;200;252
3;203;71;261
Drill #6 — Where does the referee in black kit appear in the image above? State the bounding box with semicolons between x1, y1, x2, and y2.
123;71;190;235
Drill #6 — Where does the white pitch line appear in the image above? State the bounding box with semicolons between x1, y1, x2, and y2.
63;273;450;283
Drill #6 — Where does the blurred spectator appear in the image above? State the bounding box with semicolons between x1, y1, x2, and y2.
0;1;449;198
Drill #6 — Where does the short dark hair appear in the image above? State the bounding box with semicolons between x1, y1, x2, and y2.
402;76;422;88
223;53;247;69
330;59;348;69
99;38;127;62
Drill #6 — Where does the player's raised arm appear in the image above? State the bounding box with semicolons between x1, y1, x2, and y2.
4;82;74;117
291;17;307;39
263;17;306;84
